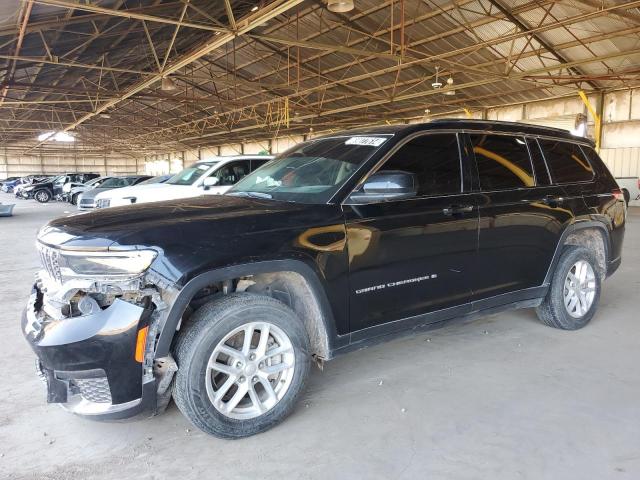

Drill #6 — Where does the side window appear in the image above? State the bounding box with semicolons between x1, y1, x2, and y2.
213;160;251;186
538;139;594;183
378;133;461;196
526;138;551;186
470;134;534;190
250;159;269;172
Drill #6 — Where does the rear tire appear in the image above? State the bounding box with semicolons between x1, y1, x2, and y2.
172;293;310;438
71;194;78;205
536;245;601;330
34;189;51;203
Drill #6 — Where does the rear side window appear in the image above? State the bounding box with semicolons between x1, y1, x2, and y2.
538;140;594;183
470;134;534;190
526;138;551;186
379;133;461;196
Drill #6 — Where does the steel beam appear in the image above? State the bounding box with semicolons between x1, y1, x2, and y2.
24;0;305;152
26;0;226;33
0;1;33;107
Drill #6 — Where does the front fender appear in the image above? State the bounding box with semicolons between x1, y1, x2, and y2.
154;259;344;358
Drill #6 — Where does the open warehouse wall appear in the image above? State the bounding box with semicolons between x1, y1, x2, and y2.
0;144;140;178
140;89;640;179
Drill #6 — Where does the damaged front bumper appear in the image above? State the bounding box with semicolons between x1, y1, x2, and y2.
21;271;176;421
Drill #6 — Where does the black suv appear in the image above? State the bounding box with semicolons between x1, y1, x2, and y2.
22;120;625;438
21;172;99;202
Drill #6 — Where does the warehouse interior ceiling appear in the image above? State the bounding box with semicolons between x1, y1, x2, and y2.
1;0;640;156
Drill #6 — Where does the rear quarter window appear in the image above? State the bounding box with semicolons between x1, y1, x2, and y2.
538;139;594;184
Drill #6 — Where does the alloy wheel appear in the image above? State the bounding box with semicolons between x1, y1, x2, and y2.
563;260;596;318
35;191;49;202
205;321;295;420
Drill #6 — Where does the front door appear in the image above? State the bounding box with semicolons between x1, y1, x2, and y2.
344;132;479;335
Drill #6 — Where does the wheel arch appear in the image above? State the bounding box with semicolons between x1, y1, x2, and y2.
154;259;340;360
543;220;611;284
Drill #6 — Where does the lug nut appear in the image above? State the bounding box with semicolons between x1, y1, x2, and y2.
236;361;243;368
253;376;258;383
259;362;264;369
238;376;245;383
249;353;256;361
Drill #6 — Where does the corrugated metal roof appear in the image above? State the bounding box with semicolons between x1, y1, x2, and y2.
0;0;638;152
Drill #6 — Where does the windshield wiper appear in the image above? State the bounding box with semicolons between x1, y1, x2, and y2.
227;191;273;199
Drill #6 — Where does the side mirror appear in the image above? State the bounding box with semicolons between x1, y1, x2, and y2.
202;176;219;190
348;170;417;204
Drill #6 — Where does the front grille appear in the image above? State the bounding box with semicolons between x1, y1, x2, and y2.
96;199;110;209
74;377;112;403
37;243;62;283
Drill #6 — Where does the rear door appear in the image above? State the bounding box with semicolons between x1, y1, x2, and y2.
345;132;479;334
469;133;570;301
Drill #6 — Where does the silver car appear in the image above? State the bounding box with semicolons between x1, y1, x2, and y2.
77;175;151;210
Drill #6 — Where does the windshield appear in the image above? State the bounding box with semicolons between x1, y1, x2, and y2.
139;175;169;185
85;177;104;186
166;162;217;186
228;135;391;203
99;177;133;188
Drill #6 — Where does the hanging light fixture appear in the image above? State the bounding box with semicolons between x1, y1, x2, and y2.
327;0;354;13
431;66;443;89
161;76;177;91
443;76;456;96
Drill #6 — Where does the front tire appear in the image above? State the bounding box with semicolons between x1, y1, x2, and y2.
71;193;79;205
536;245;601;330
172;293;310;438
34;189;51;203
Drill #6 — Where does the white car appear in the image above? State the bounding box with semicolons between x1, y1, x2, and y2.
93;155;272;209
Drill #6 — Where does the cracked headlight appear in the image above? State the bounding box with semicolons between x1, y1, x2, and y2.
59;250;157;278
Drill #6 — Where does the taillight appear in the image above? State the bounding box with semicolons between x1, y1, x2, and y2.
612;189;624;202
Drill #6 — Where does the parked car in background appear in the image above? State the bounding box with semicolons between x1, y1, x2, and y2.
22;121;625;438
615;177;639;206
2;177;29;193
77;175;152;210
0;176;20;187
94;156;272;209
20;173;99;203
66;176;114;205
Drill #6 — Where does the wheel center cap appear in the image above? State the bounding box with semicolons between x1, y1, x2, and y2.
244;363;257;376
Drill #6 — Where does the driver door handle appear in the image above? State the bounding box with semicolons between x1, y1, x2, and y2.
542;195;564;207
443;204;474;216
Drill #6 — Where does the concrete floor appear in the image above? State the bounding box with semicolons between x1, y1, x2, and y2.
1;192;639;480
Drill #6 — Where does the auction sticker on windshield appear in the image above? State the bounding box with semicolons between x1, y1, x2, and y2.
345;136;388;147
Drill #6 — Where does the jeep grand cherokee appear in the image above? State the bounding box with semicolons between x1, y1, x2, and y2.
22;120;625;438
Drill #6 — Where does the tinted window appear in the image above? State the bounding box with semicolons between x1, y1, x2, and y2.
250;159;270;172
526;138;551;186
378;133;461;196
470;134;534;190
539;140;594;183
212;160;251;186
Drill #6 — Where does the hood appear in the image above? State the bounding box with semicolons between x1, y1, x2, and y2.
44;195;342;249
